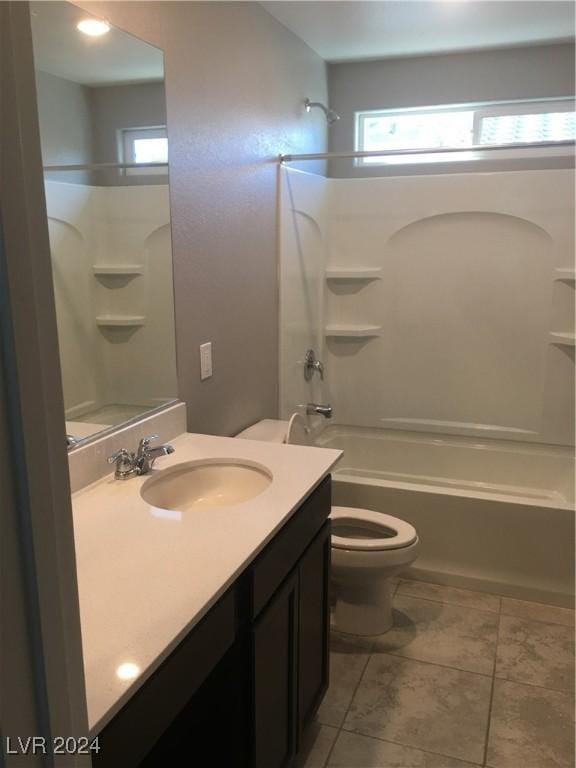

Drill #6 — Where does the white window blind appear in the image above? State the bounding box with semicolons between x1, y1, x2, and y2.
356;99;575;165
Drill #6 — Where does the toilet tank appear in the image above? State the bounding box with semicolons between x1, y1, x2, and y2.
236;415;312;446
236;419;288;443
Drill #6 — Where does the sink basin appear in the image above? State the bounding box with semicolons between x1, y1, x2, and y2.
140;459;273;511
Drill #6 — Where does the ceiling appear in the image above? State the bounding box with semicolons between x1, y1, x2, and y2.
30;1;163;86
261;1;575;62
30;1;575;83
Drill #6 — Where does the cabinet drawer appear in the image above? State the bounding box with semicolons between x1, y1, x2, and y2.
94;585;238;768
251;476;331;618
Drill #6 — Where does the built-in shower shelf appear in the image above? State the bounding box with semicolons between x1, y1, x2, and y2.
326;267;382;280
325;324;382;338
96;315;146;328
93;265;143;277
554;268;576;281
549;332;575;346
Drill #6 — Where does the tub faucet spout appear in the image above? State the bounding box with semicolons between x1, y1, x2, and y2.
306;403;333;419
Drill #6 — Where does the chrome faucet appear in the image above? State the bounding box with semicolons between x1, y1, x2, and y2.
306;403;333;419
304;349;324;381
135;434;175;474
107;447;138;480
107;434;175;480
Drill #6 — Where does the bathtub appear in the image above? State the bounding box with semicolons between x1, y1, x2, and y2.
315;425;575;607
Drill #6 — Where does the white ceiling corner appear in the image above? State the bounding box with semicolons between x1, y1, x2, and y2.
261;1;575;62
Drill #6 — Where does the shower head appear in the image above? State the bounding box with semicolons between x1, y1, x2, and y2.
326;108;341;125
304;98;341;125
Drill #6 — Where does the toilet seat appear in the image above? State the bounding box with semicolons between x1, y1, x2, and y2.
331;506;417;551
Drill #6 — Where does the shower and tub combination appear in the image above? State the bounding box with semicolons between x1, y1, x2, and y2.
268;138;575;617
318;425;574;606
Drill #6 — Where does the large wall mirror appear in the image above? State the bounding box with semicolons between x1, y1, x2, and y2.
31;1;178;447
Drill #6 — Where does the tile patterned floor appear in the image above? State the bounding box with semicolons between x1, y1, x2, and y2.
297;579;575;768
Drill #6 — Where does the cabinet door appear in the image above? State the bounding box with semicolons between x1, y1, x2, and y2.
253;570;299;768
94;586;238;768
297;522;331;742
138;637;250;768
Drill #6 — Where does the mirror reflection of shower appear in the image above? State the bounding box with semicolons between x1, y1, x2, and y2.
31;1;178;446
304;98;340;124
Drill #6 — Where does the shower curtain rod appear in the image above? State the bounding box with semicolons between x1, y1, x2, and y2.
279;140;575;163
43;161;169;171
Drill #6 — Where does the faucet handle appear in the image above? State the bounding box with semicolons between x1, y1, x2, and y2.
304;349;324;381
107;447;131;465
66;434;80;448
107;448;137;480
137;434;159;456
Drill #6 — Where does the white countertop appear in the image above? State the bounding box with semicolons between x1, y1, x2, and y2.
71;432;342;735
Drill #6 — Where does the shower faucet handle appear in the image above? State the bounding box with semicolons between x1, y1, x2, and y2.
304;349;324;381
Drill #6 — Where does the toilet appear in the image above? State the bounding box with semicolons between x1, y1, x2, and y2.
237;416;420;636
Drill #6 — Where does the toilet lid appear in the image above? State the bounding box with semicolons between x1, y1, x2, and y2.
330;506;417;551
236;420;287;443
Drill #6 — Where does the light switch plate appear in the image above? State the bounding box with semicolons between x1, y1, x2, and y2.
200;342;213;380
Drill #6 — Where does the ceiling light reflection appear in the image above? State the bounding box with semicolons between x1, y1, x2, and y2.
77;18;111;37
116;662;140;681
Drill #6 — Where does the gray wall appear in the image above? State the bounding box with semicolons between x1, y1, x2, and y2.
75;0;328;436
91;81;167;185
35;69;93;183
328;43;575;177
35;73;167;186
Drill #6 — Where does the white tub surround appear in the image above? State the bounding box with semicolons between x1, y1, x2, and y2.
318;425;574;606
71;432;341;735
45;180;177;421
279;167;575;448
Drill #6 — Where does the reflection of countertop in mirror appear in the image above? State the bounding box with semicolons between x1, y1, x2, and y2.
71;432;342;736
66;420;112;440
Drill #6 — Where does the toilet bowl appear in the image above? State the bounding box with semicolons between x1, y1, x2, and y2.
236;416;420;635
331;506;419;635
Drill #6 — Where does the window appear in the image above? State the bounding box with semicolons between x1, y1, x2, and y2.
356;99;575;165
479;110;575;144
119;126;168;175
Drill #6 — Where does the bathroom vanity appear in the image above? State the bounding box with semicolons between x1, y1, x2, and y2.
70;432;341;768
94;477;330;768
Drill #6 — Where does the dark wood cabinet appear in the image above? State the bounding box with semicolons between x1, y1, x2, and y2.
94;587;240;768
253;571;299;768
139;632;251;768
253;522;331;768
94;477;331;768
297;522;331;740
